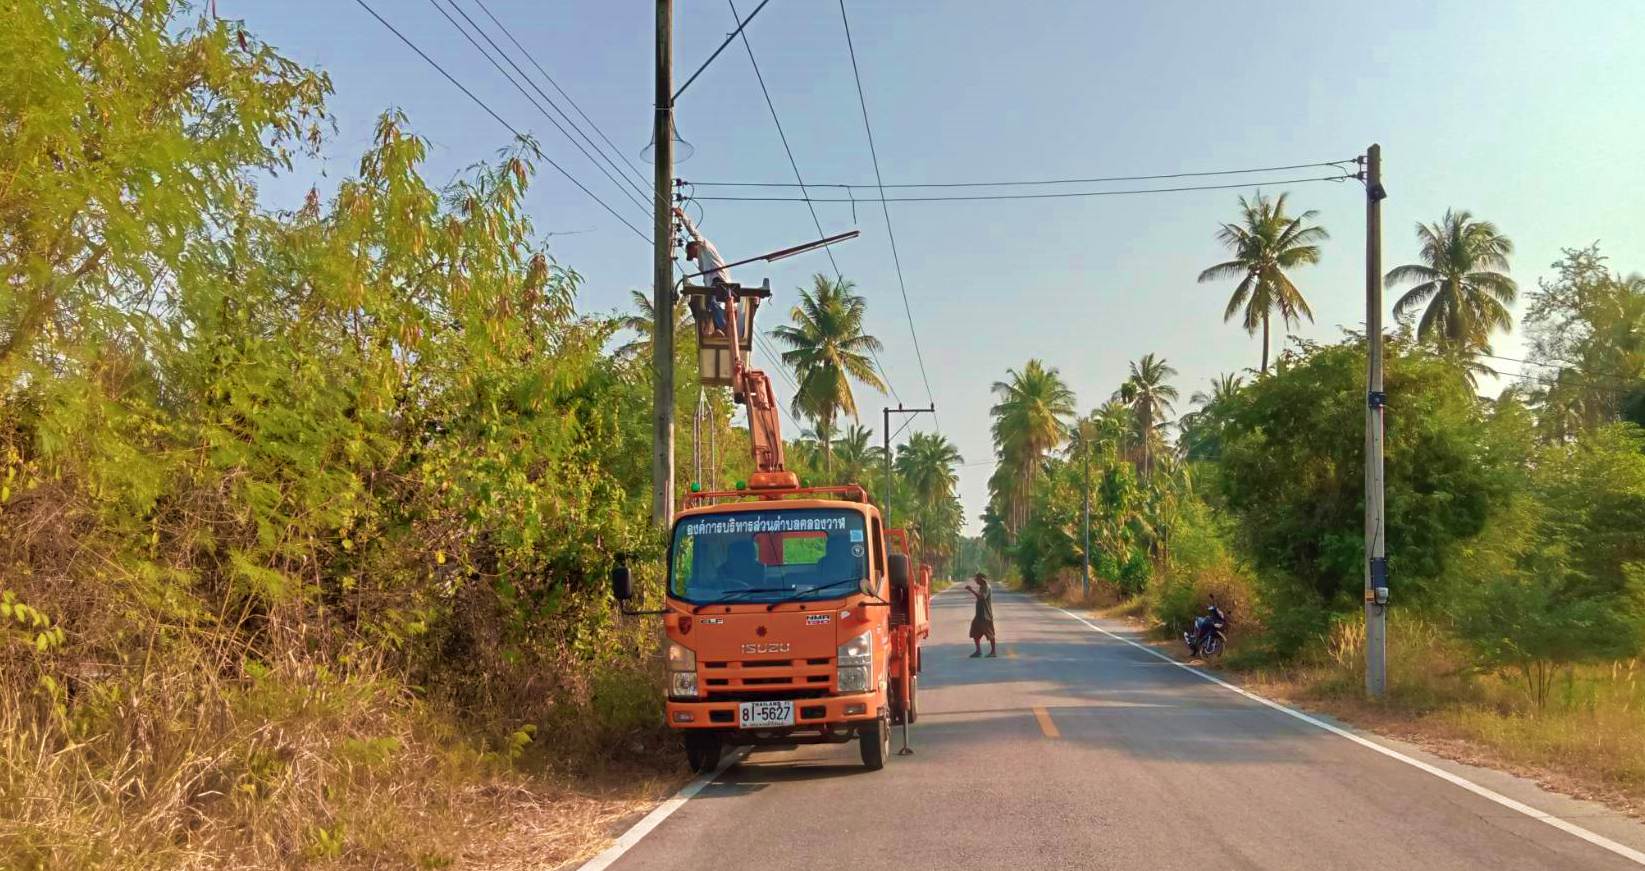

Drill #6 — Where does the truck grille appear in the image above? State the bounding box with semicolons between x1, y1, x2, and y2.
700;657;834;697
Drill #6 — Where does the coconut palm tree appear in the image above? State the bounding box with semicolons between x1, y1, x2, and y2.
1181;373;1243;460
769;274;886;474
1198;193;1328;373
895;431;963;507
1113;354;1179;481
832;424;884;486
1385;210;1517;351
895;432;964;571
615;289;692;361
989;359;1076;533
1191;373;1244;410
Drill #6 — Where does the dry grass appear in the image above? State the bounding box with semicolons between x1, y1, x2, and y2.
1229;619;1645;817
0;642;683;871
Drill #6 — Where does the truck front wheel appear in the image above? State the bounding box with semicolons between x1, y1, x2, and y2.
859;712;890;771
684;733;723;774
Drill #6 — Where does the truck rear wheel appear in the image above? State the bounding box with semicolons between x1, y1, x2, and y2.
684;733;722;774
859;712;890;771
906;675;919;724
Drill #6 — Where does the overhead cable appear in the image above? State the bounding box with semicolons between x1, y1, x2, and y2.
351;0;649;242
725;0;903;406
838;0;939;431
696;174;1356;203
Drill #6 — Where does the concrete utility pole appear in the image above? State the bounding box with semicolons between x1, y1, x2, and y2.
1362;144;1388;697
1082;435;1092;599
651;0;675;528
882;404;935;526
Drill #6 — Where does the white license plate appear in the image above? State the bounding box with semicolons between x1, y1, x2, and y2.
737;700;795;729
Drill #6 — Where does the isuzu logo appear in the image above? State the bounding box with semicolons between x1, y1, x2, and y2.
742;642;791;654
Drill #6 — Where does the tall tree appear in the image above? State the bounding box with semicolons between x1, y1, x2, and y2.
1182;373;1243;460
1114;353;1179;480
769;274;886;474
1197;193;1328;373
989;359;1075;533
832;423;884;486
1385;209;1517;350
888;432;963;572
895;431;963;508
615;288;691;361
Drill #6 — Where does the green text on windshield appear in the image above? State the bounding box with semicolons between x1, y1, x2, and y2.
670;508;869;604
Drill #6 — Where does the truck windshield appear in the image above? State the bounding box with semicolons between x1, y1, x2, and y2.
670;508;869;604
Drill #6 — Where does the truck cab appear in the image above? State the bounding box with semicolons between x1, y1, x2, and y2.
623;483;926;772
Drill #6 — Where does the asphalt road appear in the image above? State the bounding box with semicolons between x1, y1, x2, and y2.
598;590;1645;870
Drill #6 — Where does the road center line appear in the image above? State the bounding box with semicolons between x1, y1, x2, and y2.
1032;705;1061;739
1050;603;1645;867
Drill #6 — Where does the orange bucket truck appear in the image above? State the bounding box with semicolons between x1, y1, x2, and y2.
611;266;928;772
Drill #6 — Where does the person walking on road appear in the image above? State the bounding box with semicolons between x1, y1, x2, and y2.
675;207;731;339
966;573;997;658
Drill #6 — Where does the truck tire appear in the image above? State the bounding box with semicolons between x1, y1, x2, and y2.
859;712;890;771
906;675;919;724
684;733;722;774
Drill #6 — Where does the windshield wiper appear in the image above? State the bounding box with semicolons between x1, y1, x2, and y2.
765;576;865;611
691;586;792;613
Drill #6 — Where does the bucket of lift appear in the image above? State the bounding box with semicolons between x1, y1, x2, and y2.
684;279;770;387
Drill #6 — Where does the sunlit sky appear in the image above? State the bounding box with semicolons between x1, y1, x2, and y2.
242;1;1645;533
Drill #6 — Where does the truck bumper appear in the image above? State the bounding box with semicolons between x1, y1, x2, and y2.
666;689;884;731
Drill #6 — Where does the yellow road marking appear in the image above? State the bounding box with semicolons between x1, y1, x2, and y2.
1004;645;1018;658
1032;706;1060;739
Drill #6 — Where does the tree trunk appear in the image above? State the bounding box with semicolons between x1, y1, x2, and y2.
1260;313;1271;374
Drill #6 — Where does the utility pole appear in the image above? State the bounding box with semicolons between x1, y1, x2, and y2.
1082;434;1092;599
882;404;935;526
1362;143;1388;697
650;0;675;528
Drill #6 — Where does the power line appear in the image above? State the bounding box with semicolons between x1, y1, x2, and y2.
1478;352;1642;385
427;0;652;218
724;0;903;406
837;0;939;432
470;0;652;194
350;0;649;242
673;0;774;104
690;159;1359;189
695;174;1356;203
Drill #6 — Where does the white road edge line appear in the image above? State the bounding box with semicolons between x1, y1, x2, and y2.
1051;604;1645;867
575;748;747;871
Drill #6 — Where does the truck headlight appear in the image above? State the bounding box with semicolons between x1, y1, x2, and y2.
837;631;872;691
670;670;700;699
667;641;697;671
837;631;872;666
837;665;871;693
668;642;698;699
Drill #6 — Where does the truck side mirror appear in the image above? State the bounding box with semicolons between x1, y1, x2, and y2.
887;554;911;594
611;562;633;602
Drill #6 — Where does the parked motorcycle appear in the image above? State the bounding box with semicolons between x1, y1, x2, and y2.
1184;597;1230;658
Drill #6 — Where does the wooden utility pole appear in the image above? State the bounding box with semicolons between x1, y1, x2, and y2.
1363;143;1388;697
651;0;675;528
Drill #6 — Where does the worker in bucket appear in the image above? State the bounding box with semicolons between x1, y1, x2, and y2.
965;573;997;658
675;207;731;339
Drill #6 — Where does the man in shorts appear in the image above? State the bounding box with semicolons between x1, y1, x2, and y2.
965;573;997;658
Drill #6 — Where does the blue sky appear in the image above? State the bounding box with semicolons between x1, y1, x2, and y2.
240;1;1645;532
